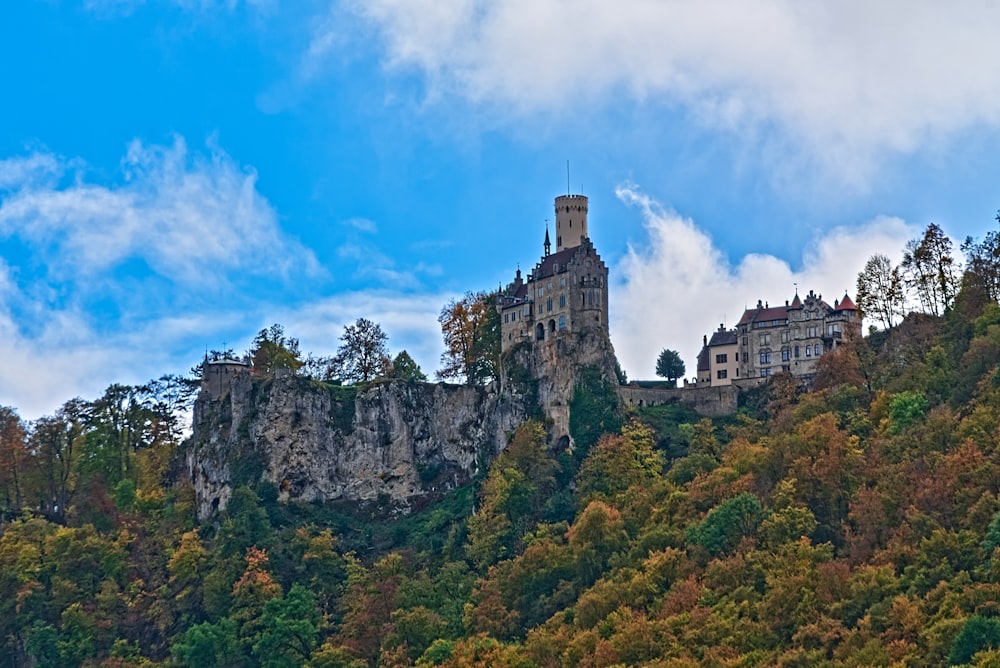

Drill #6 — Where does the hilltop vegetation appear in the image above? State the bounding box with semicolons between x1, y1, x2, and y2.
2;223;1000;666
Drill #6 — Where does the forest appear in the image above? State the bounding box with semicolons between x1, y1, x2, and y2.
2;222;1000;666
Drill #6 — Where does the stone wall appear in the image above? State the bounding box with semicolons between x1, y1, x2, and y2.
618;383;742;417
186;371;527;520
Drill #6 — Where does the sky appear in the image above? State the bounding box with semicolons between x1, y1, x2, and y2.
3;1;1000;418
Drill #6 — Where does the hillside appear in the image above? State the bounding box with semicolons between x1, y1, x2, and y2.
2;294;1000;666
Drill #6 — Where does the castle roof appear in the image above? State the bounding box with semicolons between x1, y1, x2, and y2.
835;293;858;311
708;329;738;347
697;344;711;372
532;246;578;280
789;293;803;309
737;304;791;327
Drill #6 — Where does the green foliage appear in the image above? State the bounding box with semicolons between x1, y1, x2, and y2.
949;615;1000;665
569;365;622;456
391;350;428;382
687;493;765;556
334;317;391;384
251;324;305;377
655;348;686;383
889;390;930;434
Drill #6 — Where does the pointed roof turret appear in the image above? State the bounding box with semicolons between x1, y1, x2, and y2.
544;225;551;257
836;293;858;311
789;292;803;309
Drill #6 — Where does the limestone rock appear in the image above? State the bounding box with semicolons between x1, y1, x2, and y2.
186;371;527;520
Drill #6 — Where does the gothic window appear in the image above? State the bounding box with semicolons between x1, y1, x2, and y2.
549;319;556;333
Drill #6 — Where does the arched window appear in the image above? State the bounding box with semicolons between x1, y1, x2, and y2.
548;319;556;333
558;316;566;330
535;323;545;341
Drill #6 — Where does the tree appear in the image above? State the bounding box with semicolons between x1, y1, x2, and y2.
0;406;27;515
390;350;427;382
436;291;500;385
334;318;390;384
250;324;304;376
961;213;1000;304
856;253;906;329
902;223;960;316
655;349;685;385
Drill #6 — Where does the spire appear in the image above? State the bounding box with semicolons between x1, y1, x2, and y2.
544;225;551;257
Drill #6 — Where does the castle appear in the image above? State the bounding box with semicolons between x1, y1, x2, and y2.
497;194;610;352
696;290;861;386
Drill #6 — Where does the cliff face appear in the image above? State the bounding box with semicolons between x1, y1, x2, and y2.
505;328;621;447
187;371;528;520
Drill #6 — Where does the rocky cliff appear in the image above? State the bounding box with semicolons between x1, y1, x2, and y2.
186;370;528;520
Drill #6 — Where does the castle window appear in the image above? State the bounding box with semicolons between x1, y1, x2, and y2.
561;277;566;287
814;344;821;356
558;316;566;330
549;319;556;333
715;354;727;364
794;346;799;358
559;294;566;308
547;298;553;312
805;346;811;357
781;348;791;361
717;369;727;379
760;368;772;377
759;351;771;364
536;323;545;341
781;331;790;343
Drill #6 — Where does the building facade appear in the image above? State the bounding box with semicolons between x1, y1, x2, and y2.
498;194;609;353
696;325;740;386
735;290;860;379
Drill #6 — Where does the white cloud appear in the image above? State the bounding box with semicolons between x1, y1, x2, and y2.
344;0;1000;180
0;136;320;286
610;186;915;381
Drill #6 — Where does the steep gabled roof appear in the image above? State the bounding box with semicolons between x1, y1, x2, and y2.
533;246;578;280
697;344;711;372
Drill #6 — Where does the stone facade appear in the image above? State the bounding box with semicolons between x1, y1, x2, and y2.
723;290;860;380
498;195;609;354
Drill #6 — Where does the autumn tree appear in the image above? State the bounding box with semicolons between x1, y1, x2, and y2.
436;291;500;385
655;348;685;385
902;223;960;316
250;324;304;376
961;213;1000;304
334;318;390;384
856;253;906;329
0;406;27;515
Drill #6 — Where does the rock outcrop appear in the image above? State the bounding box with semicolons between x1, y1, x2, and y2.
186;370;528;520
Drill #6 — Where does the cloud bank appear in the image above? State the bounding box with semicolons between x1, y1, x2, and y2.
610;186;915;380
345;1;1000;180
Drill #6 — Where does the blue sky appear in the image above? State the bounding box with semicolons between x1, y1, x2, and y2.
3;1;1000;417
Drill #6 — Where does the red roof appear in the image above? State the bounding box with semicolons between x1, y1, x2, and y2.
737;305;791;326
836;293;858;311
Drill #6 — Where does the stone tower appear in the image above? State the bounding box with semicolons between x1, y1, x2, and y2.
554;194;589;252
497;193;618;446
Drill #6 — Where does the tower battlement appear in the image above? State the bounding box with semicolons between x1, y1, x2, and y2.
554;194;589;251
